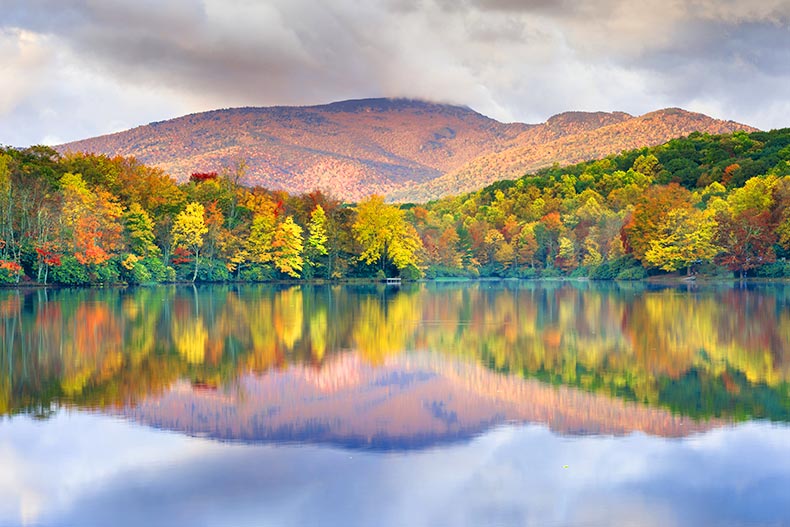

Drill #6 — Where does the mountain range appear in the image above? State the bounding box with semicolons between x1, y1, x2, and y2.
122;351;716;450
59;98;756;202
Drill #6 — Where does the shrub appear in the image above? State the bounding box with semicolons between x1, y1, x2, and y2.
239;265;274;282
197;259;230;282
51;256;90;285
616;266;648;281
399;264;423;281
756;261;790;278
0;260;22;284
141;256;172;282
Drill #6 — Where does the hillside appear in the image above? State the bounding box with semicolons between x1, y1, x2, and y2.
58;99;754;202
389;108;757;202
59;99;532;201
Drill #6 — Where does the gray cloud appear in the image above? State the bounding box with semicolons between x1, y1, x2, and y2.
1;0;790;146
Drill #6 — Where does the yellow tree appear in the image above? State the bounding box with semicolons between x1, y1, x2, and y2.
353;196;421;276
272;216;304;278
171;202;208;282
303;205;329;278
244;211;276;265
644;208;719;275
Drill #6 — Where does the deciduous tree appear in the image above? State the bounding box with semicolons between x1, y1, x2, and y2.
171;202;208;282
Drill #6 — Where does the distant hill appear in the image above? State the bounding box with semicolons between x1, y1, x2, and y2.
58;99;756;202
123;352;716;449
388;108;758;202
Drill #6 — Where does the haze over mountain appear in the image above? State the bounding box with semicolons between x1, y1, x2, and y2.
59;98;756;202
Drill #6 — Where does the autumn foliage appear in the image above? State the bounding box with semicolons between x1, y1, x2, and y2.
2;126;790;285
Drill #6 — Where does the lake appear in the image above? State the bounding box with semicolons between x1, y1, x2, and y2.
1;282;790;527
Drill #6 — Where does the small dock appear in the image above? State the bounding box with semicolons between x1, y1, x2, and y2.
384;277;402;285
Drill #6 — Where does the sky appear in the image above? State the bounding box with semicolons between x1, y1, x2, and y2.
2;0;790;147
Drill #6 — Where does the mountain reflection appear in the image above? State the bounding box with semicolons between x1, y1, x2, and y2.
1;282;790;445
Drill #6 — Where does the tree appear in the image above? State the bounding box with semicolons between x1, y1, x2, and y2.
514;222;538;269
272;216;304;278
353;196;421;275
242;211;276;267
624;183;693;263
555;236;578;272
124;203;159;257
644;208;719;275
60;172;123;268
303;205;328;278
716;207;776;278
582;237;604;267
171;202;208;282
437;225;462;268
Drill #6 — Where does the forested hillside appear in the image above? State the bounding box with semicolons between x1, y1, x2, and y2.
57;99;753;202
2;127;790;286
389;108;755;202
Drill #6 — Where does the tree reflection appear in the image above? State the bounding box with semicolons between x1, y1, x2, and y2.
1;283;790;421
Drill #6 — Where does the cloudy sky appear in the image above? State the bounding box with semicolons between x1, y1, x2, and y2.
2;0;790;147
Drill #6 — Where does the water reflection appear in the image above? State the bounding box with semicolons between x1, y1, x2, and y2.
2;283;790;431
2;414;790;527
2;283;790;526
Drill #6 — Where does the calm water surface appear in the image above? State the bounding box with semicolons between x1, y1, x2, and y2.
1;282;790;527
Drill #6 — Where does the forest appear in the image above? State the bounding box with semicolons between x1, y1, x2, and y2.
1;127;790;285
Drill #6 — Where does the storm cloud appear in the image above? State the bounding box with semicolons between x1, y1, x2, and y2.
2;0;790;146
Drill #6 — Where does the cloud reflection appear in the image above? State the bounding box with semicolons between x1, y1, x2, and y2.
1;413;789;527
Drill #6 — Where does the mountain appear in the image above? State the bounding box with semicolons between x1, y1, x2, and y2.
58;99;756;202
122;352;717;450
388;108;759;202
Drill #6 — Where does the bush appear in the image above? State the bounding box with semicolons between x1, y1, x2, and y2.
695;261;731;278
141;256;173;282
239;265;274;282
399;264;423;281
197;259;230;282
756;261;790;278
590;256;644;280
93;261;120;284
0;260;22;284
517;267;538;279
425;265;479;279
570;266;590;278
51;256;91;285
539;266;562;278
616;266;648;281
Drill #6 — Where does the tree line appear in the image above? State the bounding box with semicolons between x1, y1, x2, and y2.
1;127;790;285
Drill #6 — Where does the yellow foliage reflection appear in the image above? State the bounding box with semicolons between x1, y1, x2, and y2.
2;283;790;419
173;318;208;365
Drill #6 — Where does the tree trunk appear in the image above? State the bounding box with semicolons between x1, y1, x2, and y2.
192;249;199;282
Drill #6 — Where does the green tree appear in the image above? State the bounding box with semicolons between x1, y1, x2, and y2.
124;202;159;257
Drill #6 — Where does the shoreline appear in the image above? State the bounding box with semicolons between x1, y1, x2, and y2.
3;275;790;290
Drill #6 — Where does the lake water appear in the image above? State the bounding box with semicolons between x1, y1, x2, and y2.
1;282;790;527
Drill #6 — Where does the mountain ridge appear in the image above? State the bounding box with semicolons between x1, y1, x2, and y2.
58;98;756;202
